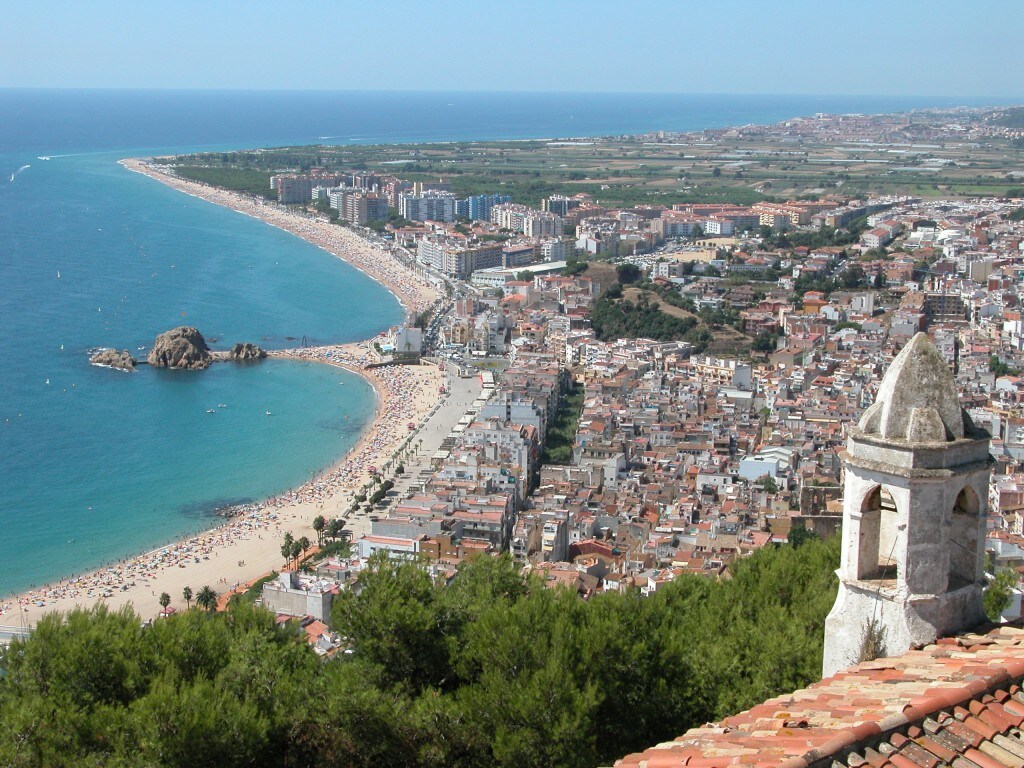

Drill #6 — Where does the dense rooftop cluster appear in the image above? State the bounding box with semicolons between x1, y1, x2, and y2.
282;187;1024;609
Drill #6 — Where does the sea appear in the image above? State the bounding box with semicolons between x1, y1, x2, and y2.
0;89;1018;597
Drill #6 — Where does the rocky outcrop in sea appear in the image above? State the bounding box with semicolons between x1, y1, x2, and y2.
143;327;268;370
89;348;137;372
226;342;267;362
147;326;212;370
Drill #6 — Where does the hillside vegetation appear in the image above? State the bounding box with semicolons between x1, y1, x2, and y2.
0;537;838;768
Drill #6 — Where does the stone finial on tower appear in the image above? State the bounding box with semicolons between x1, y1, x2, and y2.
857;332;965;442
823;333;991;678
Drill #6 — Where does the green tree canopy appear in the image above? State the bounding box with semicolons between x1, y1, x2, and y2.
616;262;642;284
0;539;840;768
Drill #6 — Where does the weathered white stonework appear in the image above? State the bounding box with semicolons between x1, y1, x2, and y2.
822;333;992;678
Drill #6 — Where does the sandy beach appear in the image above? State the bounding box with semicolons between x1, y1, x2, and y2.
4;160;446;626
121;158;439;320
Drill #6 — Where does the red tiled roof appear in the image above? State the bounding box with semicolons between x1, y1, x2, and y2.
615;624;1024;768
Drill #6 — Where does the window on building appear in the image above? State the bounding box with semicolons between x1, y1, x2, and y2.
858;486;899;580
948;486;980;591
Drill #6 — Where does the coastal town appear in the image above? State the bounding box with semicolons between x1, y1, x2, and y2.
11;1;1024;762
9;0;1024;760
321;188;1024;606
232;108;1024;636
8;106;1024;652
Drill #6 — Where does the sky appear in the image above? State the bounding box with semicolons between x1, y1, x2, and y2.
2;0;1022;98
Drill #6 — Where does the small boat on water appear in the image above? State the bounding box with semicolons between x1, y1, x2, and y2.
265;411;272;416
206;409;215;414
218;403;227;408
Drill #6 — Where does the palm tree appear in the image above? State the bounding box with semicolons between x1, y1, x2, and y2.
289;540;302;567
196;585;218;612
159;592;171;613
327;518;345;541
182;585;193;609
312;515;326;546
298;536;311;559
281;532;294;566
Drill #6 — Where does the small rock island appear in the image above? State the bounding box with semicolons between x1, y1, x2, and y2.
147;326;213;370
90;327;268;372
146;327;267;370
226;341;268;362
89;348;138;372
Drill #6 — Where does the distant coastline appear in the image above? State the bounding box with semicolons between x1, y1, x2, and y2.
119;158;437;321
5;89;1018;619
5;90;1018;157
4;159;445;624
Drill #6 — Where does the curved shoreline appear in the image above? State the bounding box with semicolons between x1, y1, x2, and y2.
4;162;445;626
119;158;439;322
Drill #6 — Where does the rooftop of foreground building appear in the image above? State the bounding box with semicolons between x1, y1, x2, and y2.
614;622;1024;768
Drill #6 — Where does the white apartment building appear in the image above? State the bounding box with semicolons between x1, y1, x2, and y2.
400;191;458;222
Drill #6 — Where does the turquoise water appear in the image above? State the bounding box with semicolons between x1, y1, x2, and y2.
2;89;1019;596
4;361;375;590
0;151;399;595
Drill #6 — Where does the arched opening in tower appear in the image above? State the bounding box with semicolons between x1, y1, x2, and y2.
858;485;899;581
948;486;980;591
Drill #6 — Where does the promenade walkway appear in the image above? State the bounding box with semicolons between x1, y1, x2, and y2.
344;363;482;540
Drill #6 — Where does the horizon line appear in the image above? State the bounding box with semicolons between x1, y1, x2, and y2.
1;86;1023;103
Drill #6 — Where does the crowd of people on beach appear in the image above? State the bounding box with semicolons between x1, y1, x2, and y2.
265;343;442;509
4;346;442;618
259;207;439;319
123;159;440;320
6;164;446;621
0;513;273;614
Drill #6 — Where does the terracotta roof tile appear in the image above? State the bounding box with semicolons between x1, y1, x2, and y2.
977;707;1017;733
950;756;985;768
613;623;1024;768
934;723;977;754
1002;699;1024;720
887;754;923;768
899;742;942;768
945;720;987;748
963;747;1013;768
977;740;1024;768
990;734;1024;761
914;734;958;763
963;715;1000;741
862;747;889;767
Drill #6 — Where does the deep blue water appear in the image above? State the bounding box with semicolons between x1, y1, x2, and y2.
0;89;1019;596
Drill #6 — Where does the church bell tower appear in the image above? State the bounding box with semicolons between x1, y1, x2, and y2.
823;333;992;678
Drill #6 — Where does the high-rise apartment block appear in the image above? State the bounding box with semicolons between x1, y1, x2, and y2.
344;192;389;225
542;195;582;217
540;238;573;262
522;212;564;238
399;191;458;222
454;194;512;221
412;180;451;196
271;172;348;204
350;172;384;190
417;238;503;278
328;186;361;212
491;203;562;236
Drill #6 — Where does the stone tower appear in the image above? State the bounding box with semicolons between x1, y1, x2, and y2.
822;333;992;678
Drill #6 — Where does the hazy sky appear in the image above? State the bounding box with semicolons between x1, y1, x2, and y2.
3;0;1022;97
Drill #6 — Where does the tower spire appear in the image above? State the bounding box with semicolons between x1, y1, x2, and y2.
822;333;992;678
